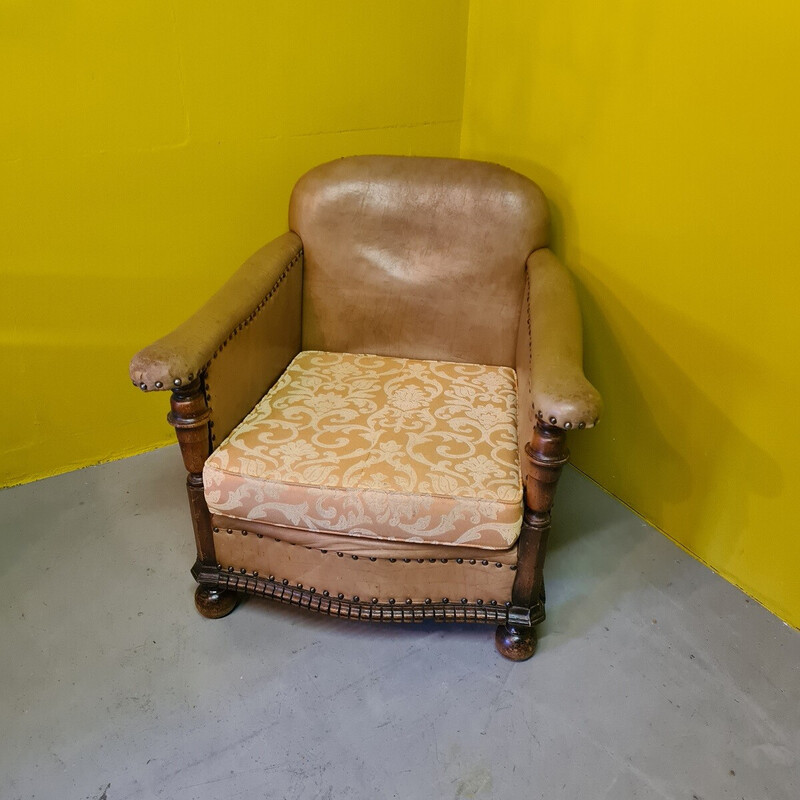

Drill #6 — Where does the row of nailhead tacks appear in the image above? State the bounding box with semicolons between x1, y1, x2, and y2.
535;409;592;430
134;249;302;392
218;563;512;609
213;526;517;570
134;372;195;391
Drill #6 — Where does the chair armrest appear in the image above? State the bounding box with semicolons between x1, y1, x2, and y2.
524;248;602;430
130;232;303;391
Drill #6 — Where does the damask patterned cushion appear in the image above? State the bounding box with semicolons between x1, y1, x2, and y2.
203;351;523;549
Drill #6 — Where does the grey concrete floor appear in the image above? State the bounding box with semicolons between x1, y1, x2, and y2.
1;447;797;800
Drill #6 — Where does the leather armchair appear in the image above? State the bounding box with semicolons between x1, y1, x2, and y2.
130;156;601;660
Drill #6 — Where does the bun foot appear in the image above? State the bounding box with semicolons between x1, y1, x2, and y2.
495;624;537;661
195;585;238;619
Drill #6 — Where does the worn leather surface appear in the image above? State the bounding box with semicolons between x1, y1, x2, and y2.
211;515;519;562
289;155;549;367
214;527;517;605
204;350;523;549
129;232;303;391
204;261;302;444
514;277;535;475
524;249;603;430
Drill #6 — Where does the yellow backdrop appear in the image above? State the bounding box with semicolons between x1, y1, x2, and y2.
461;0;800;627
3;2;798;627
0;1;468;485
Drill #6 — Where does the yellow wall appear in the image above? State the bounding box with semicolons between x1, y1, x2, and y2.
4;1;798;627
461;0;800;627
0;1;468;486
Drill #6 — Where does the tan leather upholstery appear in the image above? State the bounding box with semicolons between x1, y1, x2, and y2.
515;277;535;479
214;526;517;606
524;249;603;431
204;351;524;549
289;156;549;367
204;259;302;444
130;232;302;392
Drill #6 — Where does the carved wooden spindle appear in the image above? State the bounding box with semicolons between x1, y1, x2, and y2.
168;377;237;618
496;420;569;661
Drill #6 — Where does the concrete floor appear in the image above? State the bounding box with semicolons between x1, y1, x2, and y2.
1;447;797;800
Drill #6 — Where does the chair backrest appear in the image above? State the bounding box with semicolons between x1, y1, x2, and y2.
289;155;549;367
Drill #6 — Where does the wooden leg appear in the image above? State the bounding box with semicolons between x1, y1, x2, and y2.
503;421;569;655
168;378;222;590
195;585;239;619
495;624;537;661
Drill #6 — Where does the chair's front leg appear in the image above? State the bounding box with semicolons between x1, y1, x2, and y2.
496;421;569;660
169;377;237;618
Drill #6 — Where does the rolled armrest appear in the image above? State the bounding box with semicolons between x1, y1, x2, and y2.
130;232;303;391
525;248;602;430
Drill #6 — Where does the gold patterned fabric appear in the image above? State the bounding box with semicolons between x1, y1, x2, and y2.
203;351;523;549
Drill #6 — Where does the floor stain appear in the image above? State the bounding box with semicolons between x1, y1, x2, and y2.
454;767;493;798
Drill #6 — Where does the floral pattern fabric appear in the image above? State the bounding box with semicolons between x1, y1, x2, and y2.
203;351;523;549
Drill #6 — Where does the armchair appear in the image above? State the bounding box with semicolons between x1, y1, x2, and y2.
130;156;601;660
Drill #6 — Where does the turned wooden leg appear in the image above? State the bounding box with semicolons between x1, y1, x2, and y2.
495;624;537;661
501;421;569;658
168;377;219;573
195;585;239;619
168;378;239;615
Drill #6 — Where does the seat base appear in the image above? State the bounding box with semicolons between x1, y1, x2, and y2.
211;522;519;607
168;378;567;662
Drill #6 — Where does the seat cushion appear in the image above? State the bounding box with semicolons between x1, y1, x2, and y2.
203;351;523;549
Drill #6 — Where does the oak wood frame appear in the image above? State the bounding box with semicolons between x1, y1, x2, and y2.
168;378;569;659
